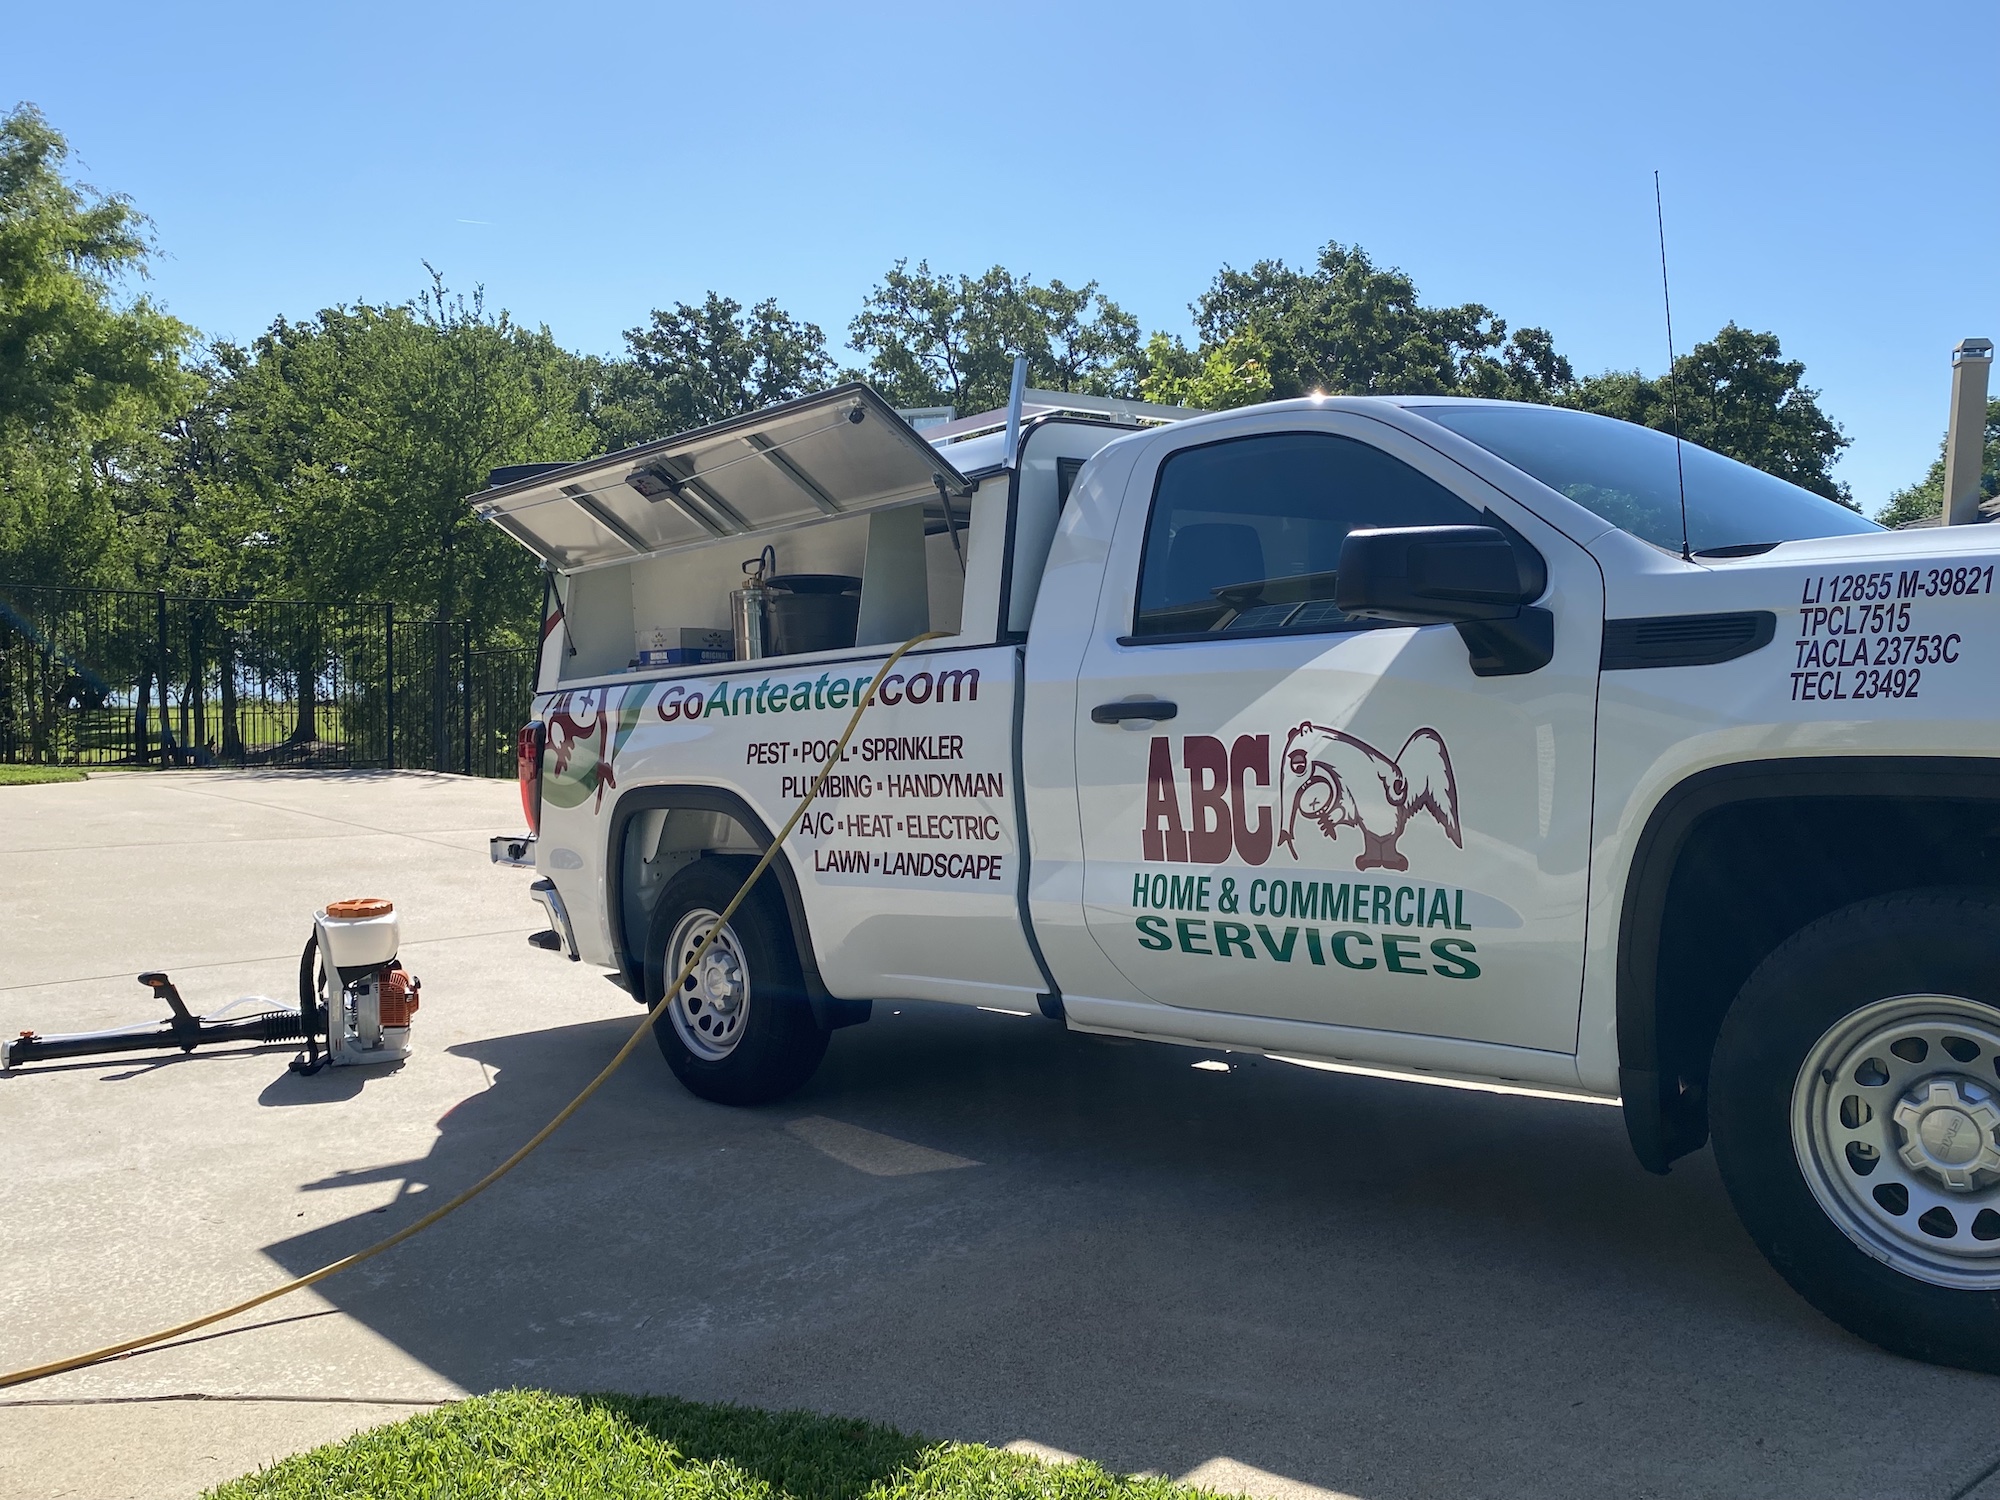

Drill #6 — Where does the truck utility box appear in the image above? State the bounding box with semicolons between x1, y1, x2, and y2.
477;378;2000;1374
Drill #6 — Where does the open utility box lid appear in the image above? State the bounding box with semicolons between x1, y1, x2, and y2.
472;384;972;572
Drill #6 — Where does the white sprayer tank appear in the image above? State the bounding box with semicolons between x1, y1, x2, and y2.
315;897;416;1065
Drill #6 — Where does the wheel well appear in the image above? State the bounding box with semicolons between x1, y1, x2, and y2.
604;786;868;1030
1620;759;2000;1172
616;804;760;976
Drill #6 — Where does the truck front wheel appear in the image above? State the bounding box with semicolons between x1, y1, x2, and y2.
643;859;828;1106
1711;890;2000;1371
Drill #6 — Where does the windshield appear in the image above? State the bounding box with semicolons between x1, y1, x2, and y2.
1412;403;1880;554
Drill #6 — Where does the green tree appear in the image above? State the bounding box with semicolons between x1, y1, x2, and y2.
222;270;600;640
1186;241;1574;407
1138;330;1273;410
0;102;195;587
1566;324;1853;505
1876;398;2000;527
595;292;834;449
117;343;263;597
848;260;1142;414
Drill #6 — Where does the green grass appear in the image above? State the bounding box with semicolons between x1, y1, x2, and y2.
0;764;86;784
204;1391;1236;1500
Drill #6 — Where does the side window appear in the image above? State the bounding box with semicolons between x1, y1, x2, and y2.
1056;456;1085;511
1131;431;1481;639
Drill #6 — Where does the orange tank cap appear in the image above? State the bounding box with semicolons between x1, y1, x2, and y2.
325;897;394;920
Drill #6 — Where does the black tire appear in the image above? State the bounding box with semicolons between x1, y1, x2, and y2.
643;858;828;1106
1710;888;2000;1372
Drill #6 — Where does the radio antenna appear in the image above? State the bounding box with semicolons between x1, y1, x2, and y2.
1654;171;1693;562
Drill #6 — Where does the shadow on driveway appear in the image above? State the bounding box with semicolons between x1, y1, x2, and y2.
258;1002;2000;1500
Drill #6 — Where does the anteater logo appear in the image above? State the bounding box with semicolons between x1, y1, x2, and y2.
1276;722;1462;872
545;686;648;813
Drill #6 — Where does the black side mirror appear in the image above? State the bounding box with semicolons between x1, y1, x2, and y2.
1336;525;1529;623
1335;524;1553;677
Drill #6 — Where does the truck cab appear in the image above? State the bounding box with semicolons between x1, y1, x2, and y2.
479;381;2000;1373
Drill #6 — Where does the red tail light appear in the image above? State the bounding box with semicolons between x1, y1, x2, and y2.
518;720;545;835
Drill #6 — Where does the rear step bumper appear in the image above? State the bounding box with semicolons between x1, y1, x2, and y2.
529;878;579;961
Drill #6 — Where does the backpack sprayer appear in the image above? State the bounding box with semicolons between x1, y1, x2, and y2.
2;897;419;1073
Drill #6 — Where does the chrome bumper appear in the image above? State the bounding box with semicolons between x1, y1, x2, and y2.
530;877;579;961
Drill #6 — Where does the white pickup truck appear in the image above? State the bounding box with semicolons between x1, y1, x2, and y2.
478;381;2000;1371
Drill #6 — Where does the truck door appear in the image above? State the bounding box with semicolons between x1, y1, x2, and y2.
1071;411;1602;1054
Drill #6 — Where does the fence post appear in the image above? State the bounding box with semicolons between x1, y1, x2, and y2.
151;589;170;764
432;619;447;772
384;603;395;771
460;621;473;776
186;606;202;757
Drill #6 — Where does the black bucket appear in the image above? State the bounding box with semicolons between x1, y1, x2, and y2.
765;575;860;656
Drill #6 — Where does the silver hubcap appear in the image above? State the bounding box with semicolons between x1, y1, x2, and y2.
1793;994;2000;1288
666;908;750;1062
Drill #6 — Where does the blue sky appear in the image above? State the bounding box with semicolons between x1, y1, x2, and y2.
8;0;1994;509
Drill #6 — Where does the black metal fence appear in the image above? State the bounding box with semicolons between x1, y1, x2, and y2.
0;585;535;776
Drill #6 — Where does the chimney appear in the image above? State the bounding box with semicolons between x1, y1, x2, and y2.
1944;337;1993;525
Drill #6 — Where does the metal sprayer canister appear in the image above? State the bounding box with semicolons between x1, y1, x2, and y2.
730;545;777;661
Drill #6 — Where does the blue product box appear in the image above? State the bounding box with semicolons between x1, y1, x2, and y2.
637;646;730;667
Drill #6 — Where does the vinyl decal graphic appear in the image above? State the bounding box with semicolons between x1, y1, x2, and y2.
545;685;649;813
1276;723;1461;872
1131;723;1480;978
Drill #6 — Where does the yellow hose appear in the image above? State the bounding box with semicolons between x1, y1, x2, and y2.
0;631;948;1392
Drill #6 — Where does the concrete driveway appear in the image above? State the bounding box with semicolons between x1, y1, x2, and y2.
3;769;1999;1500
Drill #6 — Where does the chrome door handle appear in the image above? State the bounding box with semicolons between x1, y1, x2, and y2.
1091;699;1178;724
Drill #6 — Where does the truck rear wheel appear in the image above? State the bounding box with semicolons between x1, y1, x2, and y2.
1710;890;2000;1371
643;859;827;1106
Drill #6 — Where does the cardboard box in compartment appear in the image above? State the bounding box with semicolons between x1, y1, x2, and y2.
636;646;730;667
634;627;732;669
